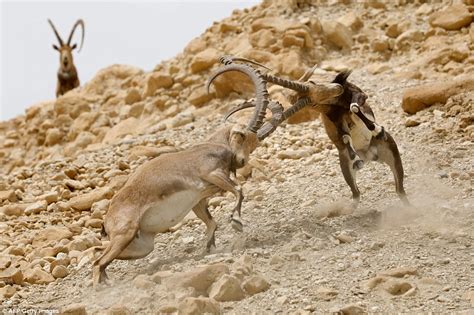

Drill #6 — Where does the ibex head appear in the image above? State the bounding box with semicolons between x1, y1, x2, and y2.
48;19;84;72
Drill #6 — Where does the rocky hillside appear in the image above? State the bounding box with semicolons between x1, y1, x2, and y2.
0;0;473;314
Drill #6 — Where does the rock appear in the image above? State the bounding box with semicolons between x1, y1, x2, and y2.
378;266;418;278
163;264;229;294
0;190;16;202
209;274;245;302
67;187;113;211
133;274;155;289
178;297;220;315
102;117;141;144
43;191;59;204
0;204;26;216
45;128;63;146
322;21;353;49
106;305;132;315
23;267;55;284
277;149;311;160
405;118;420;127
168;112;194;128
337;11;363;31
125;88;141;105
242;275;271;295
381;279;413;295
24;200;47;215
0;267;23;285
188;86;214;107
429;4;472;31
52;265;69;278
338;303;366;315
401;77;474;114
190;48;220;73
61;303;87;315
32;226;73;247
371;36;389;52
0;285;16;299
85;218;102;229
462;290;474;307
316;287;338;301
470;24;474;44
143;72;174;98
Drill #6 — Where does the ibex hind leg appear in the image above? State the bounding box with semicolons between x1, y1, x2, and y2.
338;149;361;209
374;133;411;206
92;225;139;288
192;199;217;253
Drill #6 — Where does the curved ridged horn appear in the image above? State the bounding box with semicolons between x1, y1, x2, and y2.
224;56;273;71
281;96;312;120
298;64;318;82
48;19;64;46
224;100;284;141
207;63;269;132
67;19;85;52
261;73;309;93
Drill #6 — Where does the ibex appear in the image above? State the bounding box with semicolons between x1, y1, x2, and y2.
225;59;410;208
92;57;343;287
47;19;84;97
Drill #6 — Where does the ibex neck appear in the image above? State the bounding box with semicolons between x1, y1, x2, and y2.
207;125;232;146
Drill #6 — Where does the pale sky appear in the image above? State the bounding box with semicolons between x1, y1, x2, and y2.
0;0;259;121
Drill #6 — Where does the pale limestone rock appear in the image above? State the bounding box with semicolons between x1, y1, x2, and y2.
178;297;220;315
322;21;353;49
242;275;271;295
429;4;472;31
190;48;220;74
67;187;113;211
209;275;245;302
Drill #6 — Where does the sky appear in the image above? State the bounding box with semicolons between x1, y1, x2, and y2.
0;0;259;121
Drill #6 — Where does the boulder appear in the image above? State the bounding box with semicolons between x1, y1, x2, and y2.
242;275;271;295
188;86;214;107
401;77;474;114
209;275;245;302
190;48;220;73
143;72;174;98
45;128;63;146
24;200;47;215
322;21;353;49
125;88;141;105
0;190;16;202
32;226;73;247
178;297;220;315
0;266;23;285
67;187;113;211
429;4;472;30
51;265;69;278
0;204;25;216
337;11;363;31
102;117;141;144
163;264;229;294
23;268;55;284
61;303;87;315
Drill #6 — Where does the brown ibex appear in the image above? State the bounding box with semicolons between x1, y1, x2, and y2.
48;19;84;97
92;57;343;287
226;59;410;208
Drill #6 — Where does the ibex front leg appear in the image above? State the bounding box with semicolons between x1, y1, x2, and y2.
203;170;244;232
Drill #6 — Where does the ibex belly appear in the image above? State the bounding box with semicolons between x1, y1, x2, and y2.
348;114;372;152
140;190;201;233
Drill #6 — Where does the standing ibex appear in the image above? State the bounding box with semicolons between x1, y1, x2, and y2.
92;57;342;287
225;58;410;208
47;19;84;97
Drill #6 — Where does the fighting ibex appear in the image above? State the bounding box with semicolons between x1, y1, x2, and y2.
226;59;410;208
92;57;342;287
48;19;84;97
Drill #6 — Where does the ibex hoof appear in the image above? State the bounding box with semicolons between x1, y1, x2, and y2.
350;103;360;113
353;160;364;170
231;218;244;232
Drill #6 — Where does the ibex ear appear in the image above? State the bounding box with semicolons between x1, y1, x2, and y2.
53;44;59;51
332;70;352;84
71;43;77;50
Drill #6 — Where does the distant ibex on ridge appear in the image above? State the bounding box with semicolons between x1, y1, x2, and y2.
47;19;84;97
226;59;410;208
